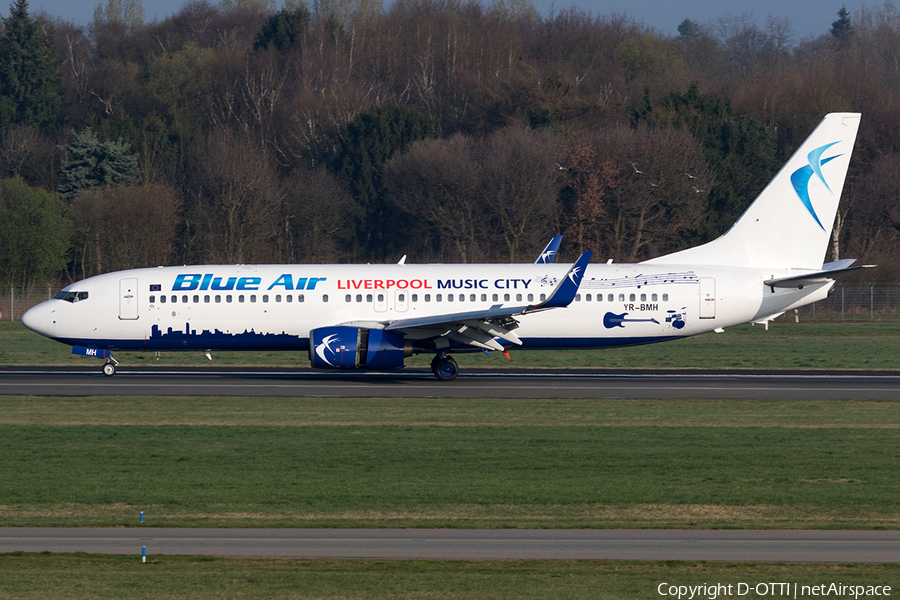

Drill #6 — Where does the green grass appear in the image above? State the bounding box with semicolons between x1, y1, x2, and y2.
1;396;899;529
0;554;897;600
4;319;900;370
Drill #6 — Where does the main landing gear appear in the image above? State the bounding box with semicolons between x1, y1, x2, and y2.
430;354;459;381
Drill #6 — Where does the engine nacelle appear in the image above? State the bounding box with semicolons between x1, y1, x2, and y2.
309;326;409;370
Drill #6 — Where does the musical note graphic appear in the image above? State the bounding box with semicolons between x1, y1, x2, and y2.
581;271;698;290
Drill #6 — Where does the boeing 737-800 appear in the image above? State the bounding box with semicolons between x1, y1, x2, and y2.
22;113;869;380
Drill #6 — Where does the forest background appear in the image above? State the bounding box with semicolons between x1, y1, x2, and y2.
1;0;899;289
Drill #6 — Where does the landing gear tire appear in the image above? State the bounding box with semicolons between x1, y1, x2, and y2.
102;361;116;377
431;355;459;381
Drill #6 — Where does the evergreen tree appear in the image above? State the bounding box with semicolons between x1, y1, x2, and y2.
0;0;62;129
253;4;311;52
831;6;852;39
676;18;700;42
333;106;434;259
58;127;141;199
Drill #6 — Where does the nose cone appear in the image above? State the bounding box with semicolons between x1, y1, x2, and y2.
21;302;54;338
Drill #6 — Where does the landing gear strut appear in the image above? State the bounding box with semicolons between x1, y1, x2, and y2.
430;354;459;381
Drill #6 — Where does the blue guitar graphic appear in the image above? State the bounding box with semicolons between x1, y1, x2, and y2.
603;312;660;329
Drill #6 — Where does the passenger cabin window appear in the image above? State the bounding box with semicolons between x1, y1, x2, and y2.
149;295;156;303
662;293;669;301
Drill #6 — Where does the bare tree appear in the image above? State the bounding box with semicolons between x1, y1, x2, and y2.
596;125;709;262
386;133;483;262
190;128;284;264
282;166;356;263
68;183;182;278
478;126;561;262
556;136;617;253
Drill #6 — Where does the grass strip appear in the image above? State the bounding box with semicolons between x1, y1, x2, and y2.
2;396;900;428
0;554;898;600
1;422;898;528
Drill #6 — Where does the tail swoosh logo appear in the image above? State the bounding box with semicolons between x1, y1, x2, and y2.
790;141;842;231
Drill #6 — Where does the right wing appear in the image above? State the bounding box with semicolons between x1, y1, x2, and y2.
382;251;592;351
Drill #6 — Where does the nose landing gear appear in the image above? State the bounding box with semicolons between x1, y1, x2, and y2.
102;357;119;376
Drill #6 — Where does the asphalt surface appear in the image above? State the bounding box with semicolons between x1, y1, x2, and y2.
3;366;900;399
3;528;900;562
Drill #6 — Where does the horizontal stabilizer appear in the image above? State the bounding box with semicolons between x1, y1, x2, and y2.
764;261;875;289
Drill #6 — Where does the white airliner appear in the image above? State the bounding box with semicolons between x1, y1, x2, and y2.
23;113;870;380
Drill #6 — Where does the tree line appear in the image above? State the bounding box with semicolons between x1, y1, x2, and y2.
1;0;899;288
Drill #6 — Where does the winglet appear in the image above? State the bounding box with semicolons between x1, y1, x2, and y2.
535;236;563;264
529;250;592;311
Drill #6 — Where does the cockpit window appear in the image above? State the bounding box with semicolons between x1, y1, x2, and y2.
54;291;89;303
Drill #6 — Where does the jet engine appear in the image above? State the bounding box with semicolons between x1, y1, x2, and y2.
309;326;411;370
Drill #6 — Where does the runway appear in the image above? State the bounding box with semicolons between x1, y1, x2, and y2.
1;366;900;399
3;528;900;562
